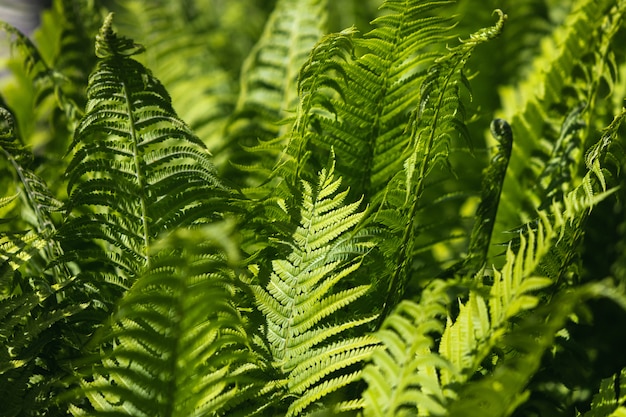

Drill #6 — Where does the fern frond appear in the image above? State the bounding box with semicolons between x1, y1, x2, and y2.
361;280;453;416
309;0;458;199
493;0;623;240
63;14;228;280
377;9;506;318
224;0;327;185
583;368;626;417
73;224;274;416
253;161;378;414
447;281;626;417
0;19;83;126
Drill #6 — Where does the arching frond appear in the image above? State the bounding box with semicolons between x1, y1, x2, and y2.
437;108;624;399
252;161;378;415
309;0;457;199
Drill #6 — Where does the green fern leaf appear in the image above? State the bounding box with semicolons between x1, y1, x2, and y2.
377;9;506;318
62;14;228;281
361;280;453;416
447;281;626;417
493;0;624;242
583;368;626;417
224;0;328;186
73;224;273;417
252;160;378;415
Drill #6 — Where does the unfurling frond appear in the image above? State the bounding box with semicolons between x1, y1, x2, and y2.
253;161;378;415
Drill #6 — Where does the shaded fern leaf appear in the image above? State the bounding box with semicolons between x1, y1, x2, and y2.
62;13;229;282
72;224;274;417
252;160;379;416
224;0;328;186
361;280;454;416
310;0;457;200
583;367;626;417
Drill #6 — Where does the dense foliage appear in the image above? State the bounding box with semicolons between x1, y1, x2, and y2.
1;0;626;416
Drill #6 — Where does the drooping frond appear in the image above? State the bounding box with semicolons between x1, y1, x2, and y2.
252;161;379;415
437;108;625;401
61;13;229;281
360;280;453;416
72;224;275;417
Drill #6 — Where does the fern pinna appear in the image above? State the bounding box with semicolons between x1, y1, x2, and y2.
1;0;626;416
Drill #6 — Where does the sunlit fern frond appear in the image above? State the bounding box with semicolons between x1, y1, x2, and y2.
437;110;624;393
360;279;454;416
252;160;379;415
61;14;229;283
72;223;276;417
0;106;69;284
447;280;626;417
224;0;328;186
582;367;626;417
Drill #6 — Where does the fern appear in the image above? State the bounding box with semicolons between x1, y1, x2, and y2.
61;13;228;283
224;0;328;185
376;8;506;316
72;223;274;417
252;160;379;415
360;280;453;416
2;1;626;415
583;368;626;417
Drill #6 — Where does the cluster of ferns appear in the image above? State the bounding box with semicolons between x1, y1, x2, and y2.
1;0;626;416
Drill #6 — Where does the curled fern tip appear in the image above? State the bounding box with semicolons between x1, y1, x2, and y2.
95;12;145;59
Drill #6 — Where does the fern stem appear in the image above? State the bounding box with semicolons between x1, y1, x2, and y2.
121;79;151;267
